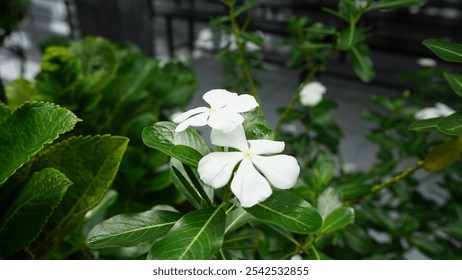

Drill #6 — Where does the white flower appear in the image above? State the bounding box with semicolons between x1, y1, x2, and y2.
417;58;437;68
173;89;258;132
415;103;455;120
195;28;215;50
299;81;326;107
198;125;300;208
290;254;303;260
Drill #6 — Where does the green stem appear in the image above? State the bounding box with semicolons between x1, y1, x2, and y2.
274;47;336;139
226;0;261;104
371;161;424;194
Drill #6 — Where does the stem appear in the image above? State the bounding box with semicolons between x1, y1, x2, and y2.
371;161;424;194
274;47;336;139
226;0;261;104
222;184;233;210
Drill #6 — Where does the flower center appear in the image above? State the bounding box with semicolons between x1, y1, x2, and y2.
244;150;253;159
208;108;217;113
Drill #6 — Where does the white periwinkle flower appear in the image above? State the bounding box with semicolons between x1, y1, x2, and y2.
299;81;326;107
198;125;300;208
173;89;258;132
415;103;455;120
417;57;437;68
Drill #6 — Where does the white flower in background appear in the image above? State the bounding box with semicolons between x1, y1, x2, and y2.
290;254;303;260
299;81;326;107
415;103;455;120
219;34;261;52
417;57;437;68
198;125;300;207
195;28;215;50
173;89;258;132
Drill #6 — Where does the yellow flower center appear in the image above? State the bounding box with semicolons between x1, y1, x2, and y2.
244;150;253;159
208;108;216;113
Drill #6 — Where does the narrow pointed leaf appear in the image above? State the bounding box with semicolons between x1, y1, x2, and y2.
245;191;322;234
350;44;375;82
320;206;355;234
225;206;254;233
0;168;71;257
169;145;203;168
444;73;462;97
0;102;79;184
423;39;462;64
148;207;225;260
87;209;182;249
370;0;426;11
30;135;129;257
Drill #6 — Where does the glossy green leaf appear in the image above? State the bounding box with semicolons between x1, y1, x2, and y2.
408;117;439;132
0;168;71;257
84;189;119;222
5;78;36;108
30;135;129;257
442;225;462;241
321;207;355;234
311;152;336;191
317;187;343;219
169;145;203;168
170;160;208;209
423;39;462;64
0;102;79;184
225;206;254;233
370;0;426;11
245;191;322;234
337;27;365;51
350;44;375;82
444;73;462;98
423;138;462;171
69;36;117;93
87;209;182;249
148;207;226;260
142;122;209;166
437;113;462;136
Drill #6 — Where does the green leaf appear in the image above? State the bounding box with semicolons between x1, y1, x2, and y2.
444;73;462;98
349;44;375;82
317;187;343;219
225;206;254;233
370;0;426;11
0;102;79;184
408;117;439;132
148;207;226;260
311;152;336;191
437;113;462;136
442;225;462;241
5;78;36;109
87;209;182;249
169;145;203;168
337;27;365;51
0;102;9;121
69;36;117;93
320;207;355;234
245;191;322;234
142;122;210;165
84;189;119;222
423;39;462;64
423;138;462;171
0;168;71;257
338;0;360;22
235;0;258;17
30;135;129;257
306;249;332;260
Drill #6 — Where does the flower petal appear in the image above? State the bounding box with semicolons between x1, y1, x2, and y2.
198;152;244;189
211;124;248;152
231;159;272;208
172;107;209;123
203;89;238;109
252;155;300;189
175;112;209;132
248;140;285;155
224;94;259;113
208;111;244;132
